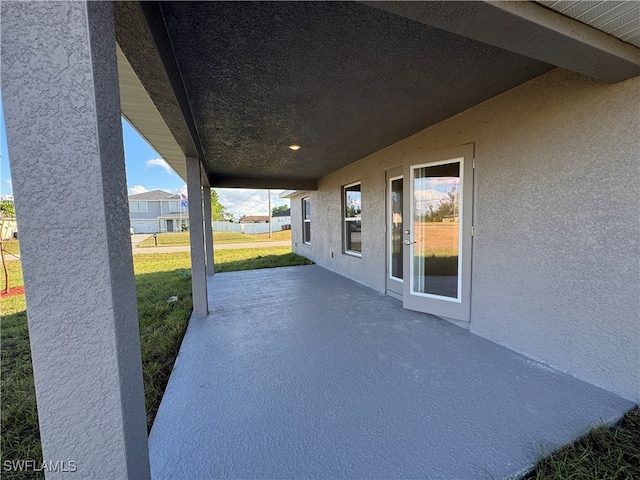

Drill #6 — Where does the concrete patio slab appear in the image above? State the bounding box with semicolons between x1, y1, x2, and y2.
149;265;634;479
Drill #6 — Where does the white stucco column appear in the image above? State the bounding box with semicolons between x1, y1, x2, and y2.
202;185;215;276
1;2;150;479
186;157;209;316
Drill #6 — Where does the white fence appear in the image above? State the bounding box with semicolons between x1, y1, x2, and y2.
212;221;242;233
1;218;17;241
212;221;279;235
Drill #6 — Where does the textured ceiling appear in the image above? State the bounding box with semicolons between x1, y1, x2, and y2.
156;1;553;186
113;1;639;188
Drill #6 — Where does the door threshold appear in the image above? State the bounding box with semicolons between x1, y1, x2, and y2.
436;315;471;330
386;290;403;301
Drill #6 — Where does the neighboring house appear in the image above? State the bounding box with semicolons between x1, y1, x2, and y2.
239;211;291;231
272;208;291;230
240;215;269;224
128;189;189;233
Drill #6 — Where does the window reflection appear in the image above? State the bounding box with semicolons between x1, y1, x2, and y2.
390;178;403;279
344;183;362;254
413;162;460;299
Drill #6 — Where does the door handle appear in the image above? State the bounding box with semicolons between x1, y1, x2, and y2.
404;240;415;245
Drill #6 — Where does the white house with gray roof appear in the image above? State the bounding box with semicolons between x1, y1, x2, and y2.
128;189;189;233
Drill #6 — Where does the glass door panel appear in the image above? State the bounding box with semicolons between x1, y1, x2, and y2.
413;162;460;300
386;167;404;297
390;177;404;281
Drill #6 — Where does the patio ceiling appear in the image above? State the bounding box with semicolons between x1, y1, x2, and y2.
113;1;640;190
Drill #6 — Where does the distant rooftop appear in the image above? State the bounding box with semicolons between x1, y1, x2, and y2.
241;216;269;223
273;208;290;217
128;189;180;201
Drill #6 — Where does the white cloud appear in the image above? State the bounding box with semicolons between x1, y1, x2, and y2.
215;189;288;219
146;158;174;175
170;185;187;196
128;185;149;195
4;179;12;187
414;189;450;215
414;189;447;203
420;177;459;187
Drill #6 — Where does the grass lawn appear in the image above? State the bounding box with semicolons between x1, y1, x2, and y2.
0;246;310;480
524;407;640;479
137;229;291;247
138;230;291;248
1;239;20;255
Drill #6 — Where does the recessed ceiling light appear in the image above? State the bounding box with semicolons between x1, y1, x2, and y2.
289;144;301;151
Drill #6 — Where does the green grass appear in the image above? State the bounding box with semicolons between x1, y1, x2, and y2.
1;239;20;255
524;407;640;479
0;246;310;479
137;229;291;247
416;254;459;276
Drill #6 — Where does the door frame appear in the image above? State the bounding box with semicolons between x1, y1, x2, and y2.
402;143;474;323
385;167;404;299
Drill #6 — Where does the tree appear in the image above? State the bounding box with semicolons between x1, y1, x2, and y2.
271;204;289;216
210;190;234;222
416;187;459;223
0;200;15;218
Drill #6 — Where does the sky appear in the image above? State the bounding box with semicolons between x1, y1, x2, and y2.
0;98;288;220
414;176;459;215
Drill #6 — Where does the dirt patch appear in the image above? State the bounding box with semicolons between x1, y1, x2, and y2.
1;286;25;297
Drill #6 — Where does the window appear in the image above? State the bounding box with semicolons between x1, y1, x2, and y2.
129;201;148;213
168;201;180;213
302;197;311;244
343;182;362;256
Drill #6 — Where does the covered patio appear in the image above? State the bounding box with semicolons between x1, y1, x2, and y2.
149;265;633;479
2;1;638;477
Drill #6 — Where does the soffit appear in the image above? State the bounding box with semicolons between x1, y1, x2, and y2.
116;44;186;180
536;1;640;47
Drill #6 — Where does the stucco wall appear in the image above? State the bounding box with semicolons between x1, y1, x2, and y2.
291;68;639;401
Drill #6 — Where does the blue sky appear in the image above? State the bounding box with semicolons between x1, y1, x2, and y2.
0;98;288;219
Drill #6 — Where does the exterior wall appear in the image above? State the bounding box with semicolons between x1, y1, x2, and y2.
291;68;639;401
129;200;162;220
159;200;182;215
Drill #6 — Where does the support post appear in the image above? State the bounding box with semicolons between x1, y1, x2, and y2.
268;189;273;238
1;2;150;478
186;157;209;316
202;172;215;276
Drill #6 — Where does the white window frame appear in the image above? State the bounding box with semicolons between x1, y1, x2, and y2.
343;181;362;257
302;197;311;245
129;201;148;213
